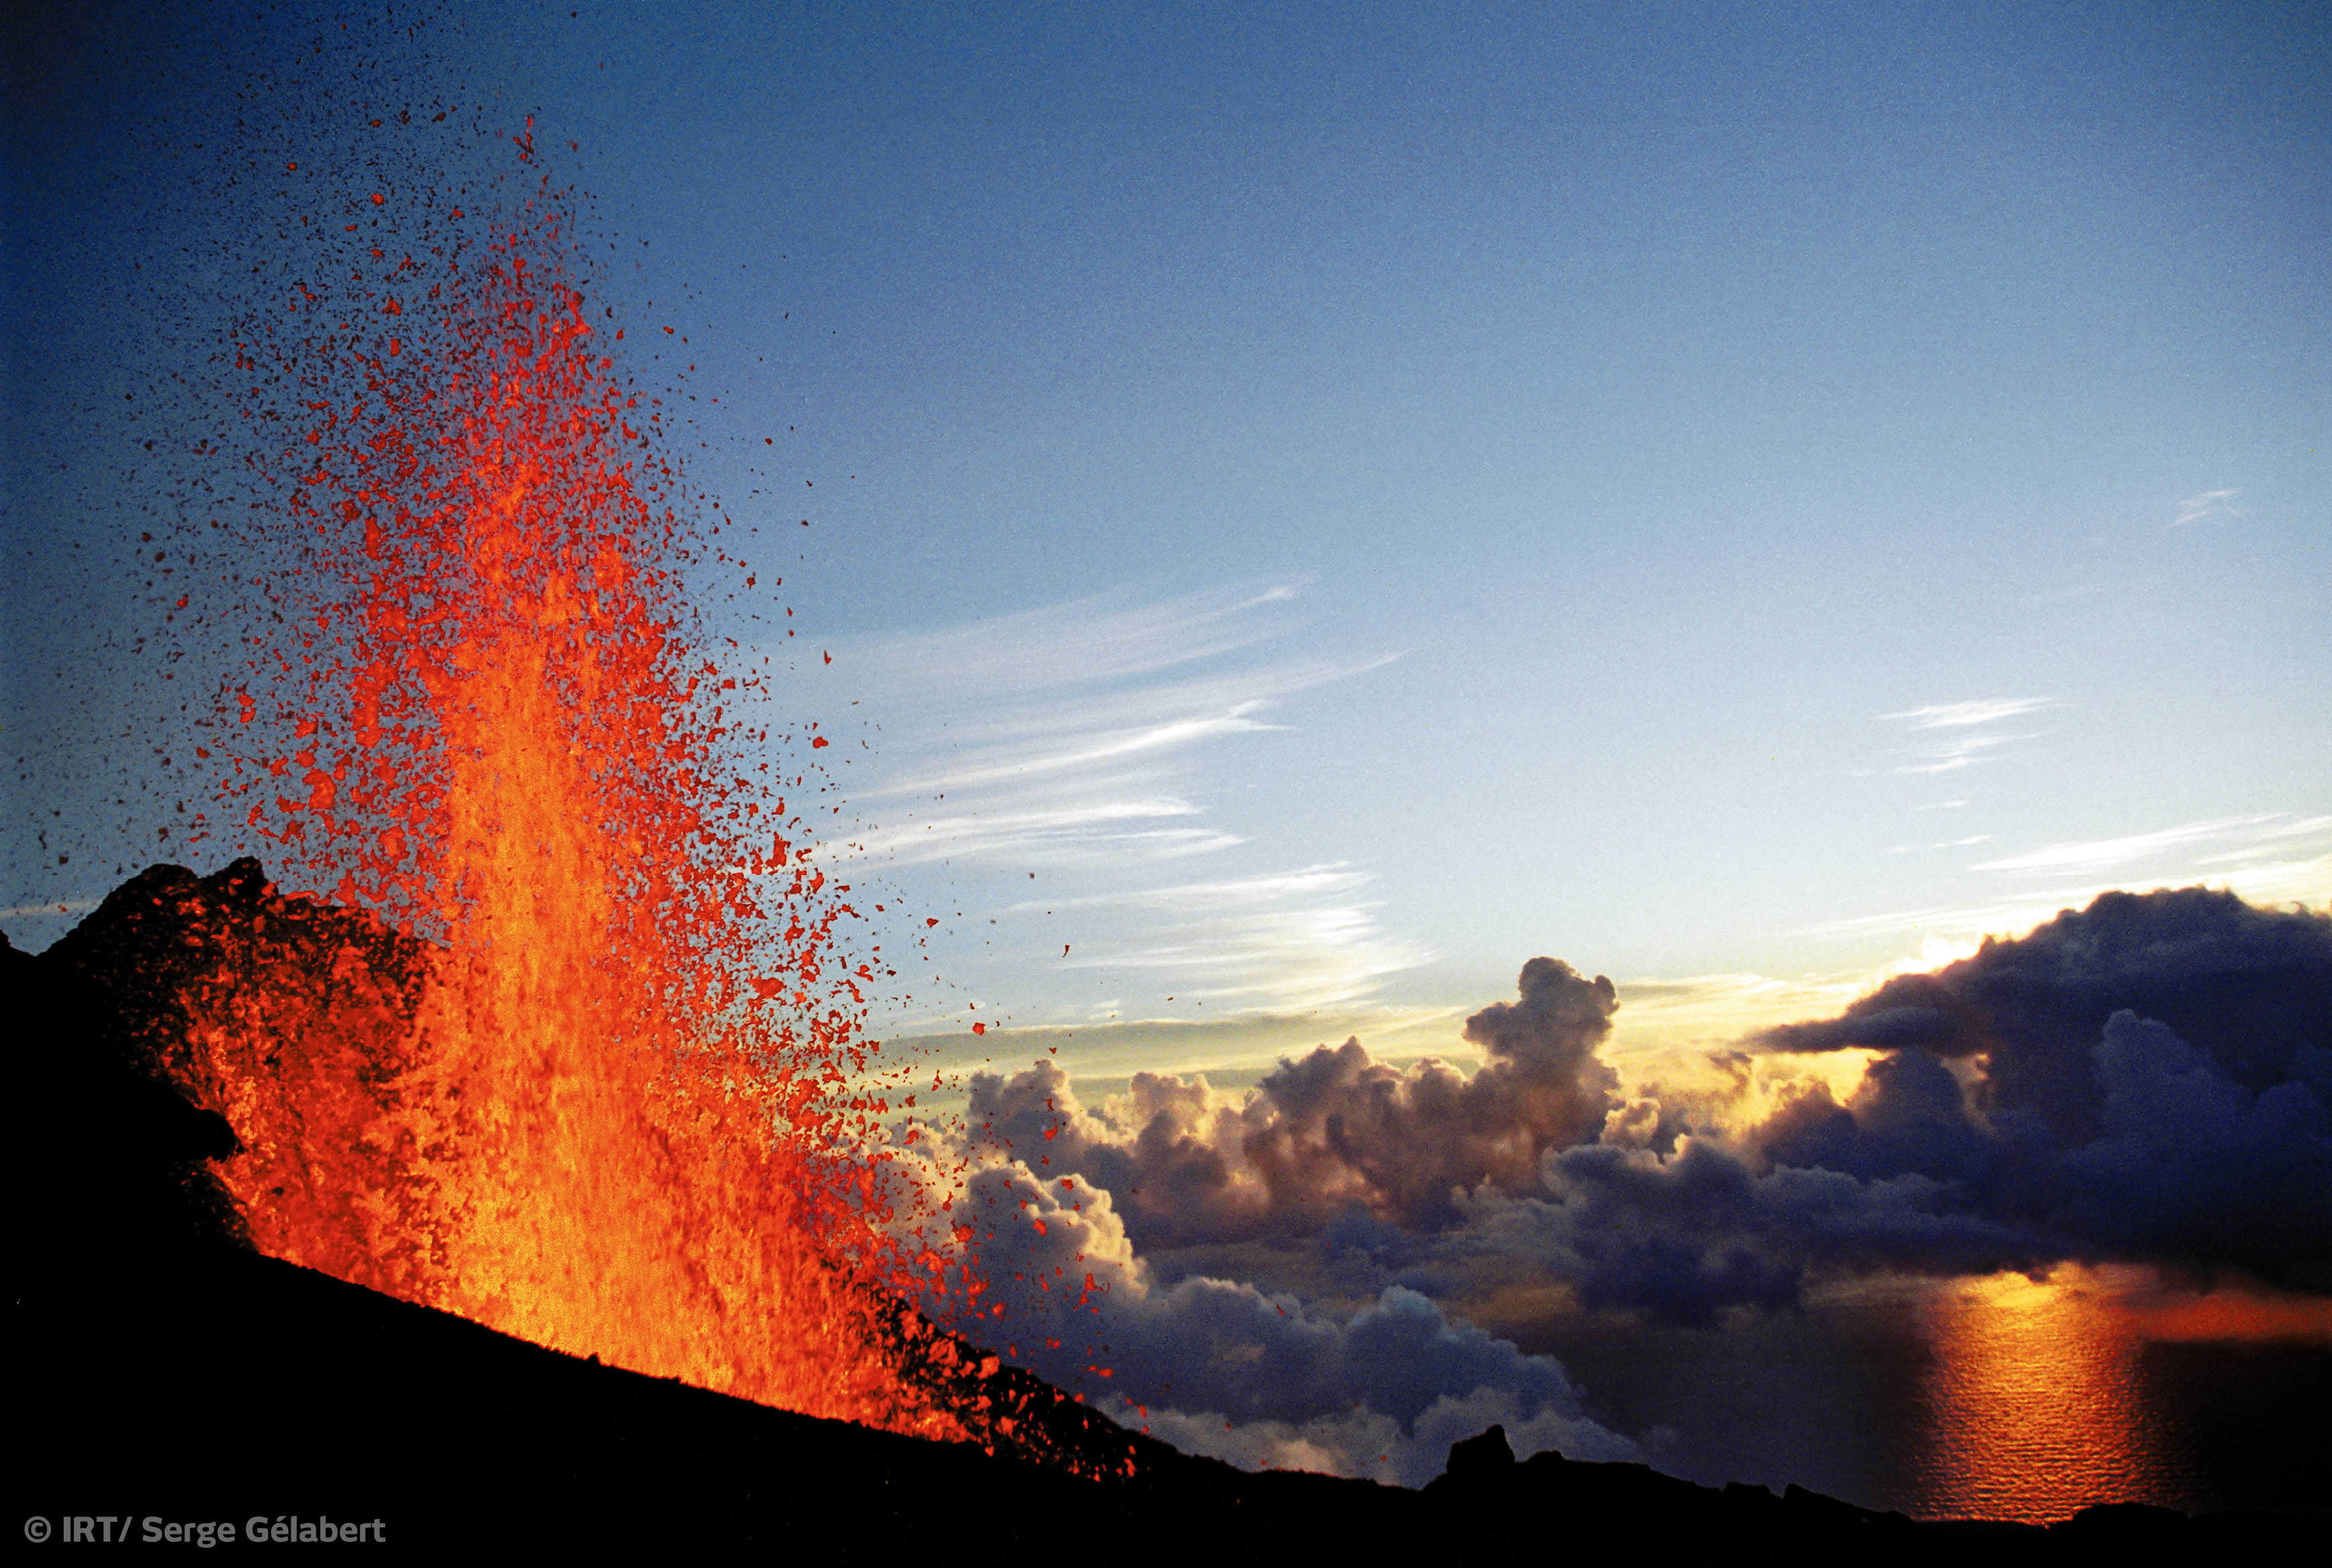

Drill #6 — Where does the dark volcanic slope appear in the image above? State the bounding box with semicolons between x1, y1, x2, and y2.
7;866;2311;1553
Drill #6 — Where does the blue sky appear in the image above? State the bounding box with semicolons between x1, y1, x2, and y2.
6;1;2327;1071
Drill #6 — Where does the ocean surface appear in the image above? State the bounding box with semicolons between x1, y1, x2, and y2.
1520;1265;2331;1522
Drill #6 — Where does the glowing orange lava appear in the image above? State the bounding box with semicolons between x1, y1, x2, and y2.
162;153;972;1437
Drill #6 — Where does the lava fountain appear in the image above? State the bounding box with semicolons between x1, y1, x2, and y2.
153;141;972;1437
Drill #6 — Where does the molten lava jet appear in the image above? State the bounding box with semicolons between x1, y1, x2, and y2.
148;153;994;1443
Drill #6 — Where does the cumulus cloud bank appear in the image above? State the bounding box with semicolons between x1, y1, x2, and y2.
913;888;2332;1480
906;1147;1634;1486
1754;889;2332;1289
965;957;1619;1246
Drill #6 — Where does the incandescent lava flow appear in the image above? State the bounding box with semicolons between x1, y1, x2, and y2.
141;130;996;1445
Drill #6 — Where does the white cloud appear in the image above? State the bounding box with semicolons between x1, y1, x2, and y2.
1029;866;1431;1012
2168;488;2243;529
1882;698;2051;730
1971;814;2284;874
814;582;1393;874
830;582;1305;700
864;706;1285;799
1797;823;2332;955
842;796;1244;869
1894;732;2037;776
1011;863;1374;915
1876;700;2050;777
0;898;100;919
1895;754;1984;777
1103;903;1430;1011
805;581;1415;1016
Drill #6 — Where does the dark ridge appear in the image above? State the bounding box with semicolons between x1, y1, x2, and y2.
8;865;2315;1550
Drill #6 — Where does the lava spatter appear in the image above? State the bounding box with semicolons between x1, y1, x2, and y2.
154;149;983;1440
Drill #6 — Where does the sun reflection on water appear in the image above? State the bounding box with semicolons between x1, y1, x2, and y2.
1900;1264;2332;1522
1910;1268;2165;1522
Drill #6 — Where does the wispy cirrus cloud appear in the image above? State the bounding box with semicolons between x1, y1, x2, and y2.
2168;488;2243;529
1802;815;2332;954
1893;733;2038;776
805;582;1415;1018
1970;813;2285;874
1000;863;1432;1013
1882;698;2051;730
0;898;101;919
864;692;1305;801
1874;697;2052;777
2193;816;2332;864
1081;897;1430;1012
1014;863;1378;915
833;582;1303;698
844;796;1244;869
828;585;1389;804
819;582;1392;871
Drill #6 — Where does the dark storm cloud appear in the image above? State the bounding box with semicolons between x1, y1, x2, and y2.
966;958;1619;1248
1756;888;2332;1138
2049;1010;2332;1277
1454;1140;2057;1327
1757;1048;1998;1186
1745;890;2332;1291
1458;982;2331;1320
